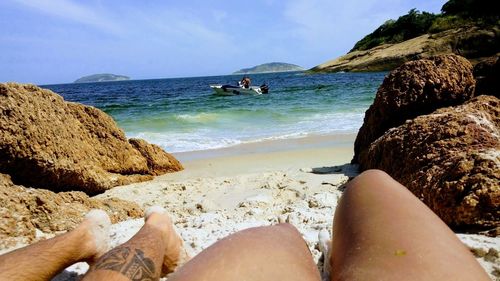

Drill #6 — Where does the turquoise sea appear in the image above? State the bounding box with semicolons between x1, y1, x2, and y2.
44;71;386;153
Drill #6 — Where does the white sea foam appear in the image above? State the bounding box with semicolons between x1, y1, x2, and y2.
132;131;243;152
128;111;363;153
175;112;219;122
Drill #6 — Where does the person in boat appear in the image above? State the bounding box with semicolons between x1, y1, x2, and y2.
240;76;251;89
0;170;490;281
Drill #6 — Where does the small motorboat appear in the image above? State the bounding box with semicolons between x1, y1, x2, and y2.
210;83;269;96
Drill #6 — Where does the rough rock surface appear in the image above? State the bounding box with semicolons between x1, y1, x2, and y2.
360;96;500;230
0;173;143;249
312;26;500;73
474;54;500;98
128;138;181;176
353;54;475;163
0;83;182;194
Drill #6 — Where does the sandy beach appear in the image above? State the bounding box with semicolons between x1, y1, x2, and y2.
1;1;498;280
49;134;498;280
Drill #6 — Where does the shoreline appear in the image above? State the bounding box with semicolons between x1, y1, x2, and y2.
173;133;356;161
164;133;356;180
175;132;354;160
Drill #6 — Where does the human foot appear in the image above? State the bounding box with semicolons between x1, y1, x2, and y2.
77;209;111;263
145;206;190;275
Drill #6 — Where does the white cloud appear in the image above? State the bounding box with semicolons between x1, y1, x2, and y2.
123;8;239;57
11;0;123;35
10;0;238;55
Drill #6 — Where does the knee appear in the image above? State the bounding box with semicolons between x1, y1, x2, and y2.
262;223;301;238
273;223;302;237
345;169;394;195
260;224;309;252
358;169;390;180
242;223;303;244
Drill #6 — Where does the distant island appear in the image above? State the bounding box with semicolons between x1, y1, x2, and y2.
233;62;304;74
74;74;130;83
311;0;499;73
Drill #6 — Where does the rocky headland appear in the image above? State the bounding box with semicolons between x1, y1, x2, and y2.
311;0;499;73
233;62;304;74
353;54;499;234
74;74;130;83
312;26;499;73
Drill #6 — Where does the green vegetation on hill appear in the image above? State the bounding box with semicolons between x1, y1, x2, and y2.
442;0;499;18
351;9;437;52
351;0;499;52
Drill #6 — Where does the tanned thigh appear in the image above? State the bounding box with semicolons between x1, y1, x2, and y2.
330;169;490;281
169;223;321;281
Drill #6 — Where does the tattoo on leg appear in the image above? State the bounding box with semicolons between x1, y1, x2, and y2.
123;249;156;281
91;247;156;280
94;247;131;272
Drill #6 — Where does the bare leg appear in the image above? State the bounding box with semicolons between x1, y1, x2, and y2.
82;206;186;281
0;210;110;281
330;169;490;281
169;223;320;281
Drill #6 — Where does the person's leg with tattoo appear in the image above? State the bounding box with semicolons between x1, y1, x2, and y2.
0;210;111;281
82;206;188;281
0;171;491;281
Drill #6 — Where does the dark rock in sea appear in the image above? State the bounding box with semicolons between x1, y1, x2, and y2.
353;54;475;164
360;95;499;231
0;83;183;194
0;173;143;249
474;54;499;98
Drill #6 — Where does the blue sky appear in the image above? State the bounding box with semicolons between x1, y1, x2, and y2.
1;0;446;84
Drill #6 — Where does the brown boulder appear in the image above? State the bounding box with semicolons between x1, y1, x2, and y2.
129;138;182;176
474;54;499;98
360;96;500;230
0;83;183;194
353;54;475;164
0;173;143;249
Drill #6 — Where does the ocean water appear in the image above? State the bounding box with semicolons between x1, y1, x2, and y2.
44;71;386;153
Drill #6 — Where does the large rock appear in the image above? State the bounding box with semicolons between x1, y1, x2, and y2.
311;26;500;73
353;54;475;164
474;54;500;98
0;83;183;194
360;96;499;230
0;173;143;249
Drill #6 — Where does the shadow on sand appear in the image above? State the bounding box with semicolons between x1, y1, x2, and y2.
303;163;359;177
301;163;359;192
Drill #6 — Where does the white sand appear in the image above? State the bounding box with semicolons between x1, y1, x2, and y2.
54;135;356;280
93;136;358;279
